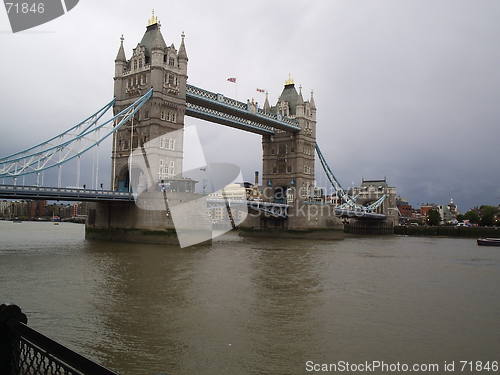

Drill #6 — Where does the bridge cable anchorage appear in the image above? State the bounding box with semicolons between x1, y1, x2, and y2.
0;89;153;179
314;143;386;215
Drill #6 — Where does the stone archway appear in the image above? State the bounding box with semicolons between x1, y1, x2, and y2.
273;185;288;204
116;165;129;192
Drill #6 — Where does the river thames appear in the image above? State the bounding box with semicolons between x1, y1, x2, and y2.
1;221;499;374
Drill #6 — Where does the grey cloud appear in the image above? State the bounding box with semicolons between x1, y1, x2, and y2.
0;0;498;210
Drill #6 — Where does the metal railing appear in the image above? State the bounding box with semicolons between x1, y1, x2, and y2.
0;185;134;202
186;84;301;132
0;305;119;375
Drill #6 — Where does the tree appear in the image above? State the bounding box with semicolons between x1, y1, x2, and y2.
427;209;441;226
456;214;465;222
463;210;480;224
480;205;499;227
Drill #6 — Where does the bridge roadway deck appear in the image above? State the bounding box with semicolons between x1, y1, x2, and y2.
0;184;134;202
0;185;384;220
0;185;289;217
185;84;301;134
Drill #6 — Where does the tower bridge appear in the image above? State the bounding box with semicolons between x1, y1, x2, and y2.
0;13;397;244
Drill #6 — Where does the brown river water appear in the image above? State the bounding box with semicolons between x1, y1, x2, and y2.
0;221;499;374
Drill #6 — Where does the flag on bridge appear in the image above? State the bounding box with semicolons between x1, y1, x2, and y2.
227;77;237;83
256;88;265;93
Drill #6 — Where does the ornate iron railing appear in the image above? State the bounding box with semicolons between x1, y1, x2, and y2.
186;84;301;132
0;305;118;375
186;102;276;135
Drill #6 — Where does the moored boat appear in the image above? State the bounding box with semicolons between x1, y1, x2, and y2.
477;238;500;246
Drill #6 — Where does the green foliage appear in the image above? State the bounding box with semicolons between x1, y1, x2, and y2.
480;205;499;227
427;209;441;226
456;214;465;222
464;210;480;224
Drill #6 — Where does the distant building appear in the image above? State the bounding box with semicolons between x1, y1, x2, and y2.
396;197;413;217
419;204;436;218
11;200;30;218
208;183;248;224
350;178;398;223
72;202;89;217
47;203;73;219
437;198;459;224
0;200;12;218
29;200;47;219
396;197;413;224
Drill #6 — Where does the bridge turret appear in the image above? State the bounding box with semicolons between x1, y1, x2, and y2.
263;92;271;113
296;85;305;117
261;76;317;215
309;90;316;121
111;12;188;192
114;35;127;98
178;32;188;64
177;32;188;98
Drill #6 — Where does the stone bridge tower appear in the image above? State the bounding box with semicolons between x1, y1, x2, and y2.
261;77;317;204
112;12;188;191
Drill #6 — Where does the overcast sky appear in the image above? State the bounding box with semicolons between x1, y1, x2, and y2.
0;0;499;211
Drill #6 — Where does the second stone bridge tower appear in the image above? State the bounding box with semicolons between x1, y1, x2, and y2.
261;77;317;205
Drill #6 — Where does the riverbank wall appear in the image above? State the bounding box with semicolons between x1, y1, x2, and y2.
395;225;500;237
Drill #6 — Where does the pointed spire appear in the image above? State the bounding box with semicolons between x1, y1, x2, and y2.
152;30;165;50
263;91;270;112
115;34;126;62
285;73;294;86
310;89;316;109
148;9;159;26
297;85;304;105
178;31;188;61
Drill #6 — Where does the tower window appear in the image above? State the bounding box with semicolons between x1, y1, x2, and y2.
139;59;143;69
169;160;175;176
169;58;175;66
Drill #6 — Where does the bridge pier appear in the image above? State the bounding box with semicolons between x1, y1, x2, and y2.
85;201;180;245
85;191;213;246
239;202;345;240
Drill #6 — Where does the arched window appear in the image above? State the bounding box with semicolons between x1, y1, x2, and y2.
139;59;143;69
